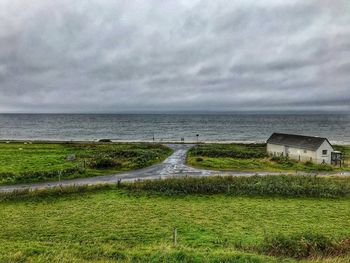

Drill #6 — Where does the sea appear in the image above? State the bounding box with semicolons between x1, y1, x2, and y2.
0;113;349;144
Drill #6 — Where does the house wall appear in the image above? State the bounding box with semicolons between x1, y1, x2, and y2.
267;143;284;156
315;140;333;164
267;143;317;163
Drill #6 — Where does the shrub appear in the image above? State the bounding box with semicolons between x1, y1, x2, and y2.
89;158;121;169
261;233;350;259
303;161;333;172
270;156;294;167
196;157;204;162
133;155;155;168
98;139;112;143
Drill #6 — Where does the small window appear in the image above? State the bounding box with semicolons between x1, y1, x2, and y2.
322;150;327;155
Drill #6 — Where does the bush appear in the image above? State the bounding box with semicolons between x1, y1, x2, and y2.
133;155;155;169
261;233;350;259
89;158;121;169
196;157;203;162
270;156;295;167
303;161;333;172
98;139;112;143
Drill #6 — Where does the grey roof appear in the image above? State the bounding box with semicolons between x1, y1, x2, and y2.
267;133;332;151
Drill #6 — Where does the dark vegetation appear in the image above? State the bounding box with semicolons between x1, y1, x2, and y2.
98;139;112;142
0;167;85;185
0;184;113;202
261;233;350;259
189;143;267;158
124;175;350;198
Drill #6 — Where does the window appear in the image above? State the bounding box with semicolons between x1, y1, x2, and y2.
322;150;327;155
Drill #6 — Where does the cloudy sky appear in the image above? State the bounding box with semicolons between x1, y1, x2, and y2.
0;0;349;113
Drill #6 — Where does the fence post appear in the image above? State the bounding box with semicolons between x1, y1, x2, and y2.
173;227;177;246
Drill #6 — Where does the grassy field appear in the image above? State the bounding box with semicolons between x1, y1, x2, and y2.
187;144;350;172
0;179;349;262
0;141;172;185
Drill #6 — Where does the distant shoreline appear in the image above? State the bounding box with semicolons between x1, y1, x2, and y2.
1;139;349;145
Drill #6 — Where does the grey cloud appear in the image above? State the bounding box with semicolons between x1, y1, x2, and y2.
0;0;349;113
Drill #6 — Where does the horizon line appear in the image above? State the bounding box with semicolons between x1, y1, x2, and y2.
0;110;349;115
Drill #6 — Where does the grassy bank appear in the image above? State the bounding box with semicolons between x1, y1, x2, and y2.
124;175;350;198
0;179;350;262
187;143;350;172
0;142;172;185
2;175;349;201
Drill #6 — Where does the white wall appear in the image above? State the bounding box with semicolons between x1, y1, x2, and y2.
267;143;317;162
315;140;333;164
267;143;284;156
267;141;334;164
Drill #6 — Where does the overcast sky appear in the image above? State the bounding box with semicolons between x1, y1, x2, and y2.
0;0;349;113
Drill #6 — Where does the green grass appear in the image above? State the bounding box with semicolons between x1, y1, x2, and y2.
0;184;349;262
0;141;172;185
188;144;350;172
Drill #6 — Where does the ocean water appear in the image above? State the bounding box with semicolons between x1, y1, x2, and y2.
0;113;349;144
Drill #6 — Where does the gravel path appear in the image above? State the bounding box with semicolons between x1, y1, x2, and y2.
0;144;348;192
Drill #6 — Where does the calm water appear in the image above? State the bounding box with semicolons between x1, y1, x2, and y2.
0;113;349;143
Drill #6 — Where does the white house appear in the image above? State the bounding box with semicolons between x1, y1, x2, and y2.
266;133;334;164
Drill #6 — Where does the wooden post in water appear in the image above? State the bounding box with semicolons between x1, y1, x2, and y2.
173;227;177;246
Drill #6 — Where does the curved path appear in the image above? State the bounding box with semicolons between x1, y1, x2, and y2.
0;144;348;192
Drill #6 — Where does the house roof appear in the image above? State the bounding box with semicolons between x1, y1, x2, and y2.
267;133;332;151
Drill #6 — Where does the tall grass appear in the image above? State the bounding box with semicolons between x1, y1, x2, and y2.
0;166;85;184
124;175;350;198
0;184;115;202
189;143;267;158
2;175;350;202
260;233;350;259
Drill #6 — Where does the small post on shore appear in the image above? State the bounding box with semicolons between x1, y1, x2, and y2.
173;227;177;246
117;178;122;188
